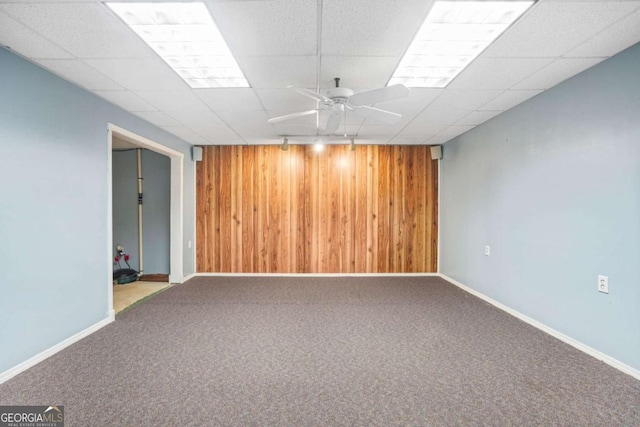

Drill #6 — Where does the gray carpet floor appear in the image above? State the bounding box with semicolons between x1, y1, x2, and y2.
1;276;639;426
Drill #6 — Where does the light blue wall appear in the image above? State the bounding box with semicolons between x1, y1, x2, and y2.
112;149;170;274
440;43;640;371
0;47;196;374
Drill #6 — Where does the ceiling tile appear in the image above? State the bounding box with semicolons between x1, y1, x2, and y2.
330;123;362;135
371;110;420;128
447;58;554;90
203;0;270;2
437;125;475;138
231;123;280;138
269;110;319;126
565;8;640;58
134;111;181;128
480;90;543;111
539;0;639;2
425;133;458;146
237;55;317;89
0;11;72;59
242;137;284;146
397;123;447;139
456;111;503;126
431;89;503;111
191;125;246;144
256;88;318;111
483;2;640;58
388;136;431;145
358;123;405;137
209;0;317;56
84;58;186;91
353;137;393;145
347;109;412;129
271;124;321;137
513;58;605;90
216;110;270;127
160;126;206;145
411;105;471;127
134;91;209;112
95;91;157;112
35;59;123;91
0;3;151;58
375;88;442;114
195;88;263;111
166;109;226;128
322;0;431;56
0;0;95;2
320;56;400;90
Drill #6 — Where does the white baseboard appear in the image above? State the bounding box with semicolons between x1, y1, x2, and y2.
182;273;197;282
439;274;640;381
192;272;441;277
0;315;114;385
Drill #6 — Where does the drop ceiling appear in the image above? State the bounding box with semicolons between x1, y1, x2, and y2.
1;0;639;146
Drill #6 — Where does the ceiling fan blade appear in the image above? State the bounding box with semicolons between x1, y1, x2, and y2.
290;87;332;103
324;112;343;133
349;84;410;106
352;106;402;124
268;109;318;124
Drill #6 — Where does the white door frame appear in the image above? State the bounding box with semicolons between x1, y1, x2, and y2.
107;123;184;318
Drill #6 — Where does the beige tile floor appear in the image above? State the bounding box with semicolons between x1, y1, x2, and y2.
113;281;170;313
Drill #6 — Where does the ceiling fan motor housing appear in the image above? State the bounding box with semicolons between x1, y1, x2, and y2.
324;87;354;103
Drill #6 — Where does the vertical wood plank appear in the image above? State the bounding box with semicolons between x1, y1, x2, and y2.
241;146;254;271
212;147;221;272
353;145;367;272
414;146;426;272
295;146;306;272
377;147;389;272
369;146;379;272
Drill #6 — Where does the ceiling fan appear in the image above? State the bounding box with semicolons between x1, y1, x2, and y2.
268;78;410;134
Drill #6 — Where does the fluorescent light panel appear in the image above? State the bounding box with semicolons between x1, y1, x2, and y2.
389;1;535;88
106;2;249;88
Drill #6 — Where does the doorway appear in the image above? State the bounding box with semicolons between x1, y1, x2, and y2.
107;124;184;318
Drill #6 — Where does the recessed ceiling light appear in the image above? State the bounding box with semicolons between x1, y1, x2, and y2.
106;2;249;88
314;143;324;153
388;1;535;88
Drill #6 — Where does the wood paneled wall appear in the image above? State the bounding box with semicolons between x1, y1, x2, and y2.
196;145;438;273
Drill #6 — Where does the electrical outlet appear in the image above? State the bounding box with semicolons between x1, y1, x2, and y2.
598;275;608;294
484;245;491;256
188;240;192;249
